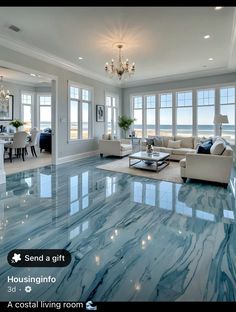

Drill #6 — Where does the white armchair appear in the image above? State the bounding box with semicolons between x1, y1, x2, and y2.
99;139;132;158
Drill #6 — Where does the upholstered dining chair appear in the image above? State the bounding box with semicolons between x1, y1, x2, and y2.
25;130;40;157
4;131;28;162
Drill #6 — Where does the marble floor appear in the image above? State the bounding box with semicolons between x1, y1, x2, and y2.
0;156;235;301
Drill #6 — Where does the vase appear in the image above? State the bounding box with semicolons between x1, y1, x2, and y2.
146;144;153;154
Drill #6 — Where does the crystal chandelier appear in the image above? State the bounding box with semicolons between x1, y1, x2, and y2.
105;43;135;80
0;76;10;103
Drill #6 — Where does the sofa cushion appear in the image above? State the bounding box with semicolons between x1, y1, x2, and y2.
120;144;132;151
172;148;195;155
175;136;193;148
102;133;111;140
179;158;186;168
168;140;181;149
196;139;213;154
162;136;174;147
210;139;226;155
222;145;233;156
159;147;173;154
153;136;163;147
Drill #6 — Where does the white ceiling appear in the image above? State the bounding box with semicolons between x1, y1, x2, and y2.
0;6;235;87
0;66;51;87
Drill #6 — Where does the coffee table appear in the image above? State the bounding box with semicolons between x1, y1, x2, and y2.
129;151;170;172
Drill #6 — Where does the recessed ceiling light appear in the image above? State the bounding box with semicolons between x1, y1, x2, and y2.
208;57;214;61
30;73;36;77
204;35;210;39
78;57;83;60
215;7;223;10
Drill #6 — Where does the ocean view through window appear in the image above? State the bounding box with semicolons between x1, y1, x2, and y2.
130;85;235;143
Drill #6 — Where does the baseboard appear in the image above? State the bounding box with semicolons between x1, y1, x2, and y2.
56;150;99;165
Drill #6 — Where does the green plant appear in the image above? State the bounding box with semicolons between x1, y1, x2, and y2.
9;119;25;129
118;115;136;137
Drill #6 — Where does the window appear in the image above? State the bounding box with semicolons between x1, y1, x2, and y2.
132;96;143;138
176;91;192;137
21;92;33;132
159;93;172;136
220;87;235;143
197;89;215;137
145;95;156;137
105;95;118;138
39;95;51;130
69;83;92;140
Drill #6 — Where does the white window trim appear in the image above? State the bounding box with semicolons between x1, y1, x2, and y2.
20;90;35;131
130;82;236;143
68;80;94;142
37;93;52;130
105;92;120;138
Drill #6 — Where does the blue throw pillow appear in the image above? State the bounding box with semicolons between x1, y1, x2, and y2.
196;139;213;154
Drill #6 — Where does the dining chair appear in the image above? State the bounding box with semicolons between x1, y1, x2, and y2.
4;131;28;162
25;130;40;157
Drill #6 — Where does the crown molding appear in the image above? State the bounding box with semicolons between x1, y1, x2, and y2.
0;34;117;87
120;66;236;88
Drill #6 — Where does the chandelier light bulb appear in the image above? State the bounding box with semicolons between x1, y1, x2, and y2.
105;44;135;80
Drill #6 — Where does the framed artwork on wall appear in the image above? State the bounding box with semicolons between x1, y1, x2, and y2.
96;105;105;122
0;95;14;121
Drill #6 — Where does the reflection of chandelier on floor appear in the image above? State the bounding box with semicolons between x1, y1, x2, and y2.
105;43;135;80
0;76;10;103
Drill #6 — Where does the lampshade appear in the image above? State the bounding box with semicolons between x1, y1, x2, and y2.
213;114;229;124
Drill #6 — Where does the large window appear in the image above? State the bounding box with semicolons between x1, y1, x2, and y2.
21;92;33;132
145;95;156;137
220;87;235;143
176;91;192;137
69;83;92;140
197;89;215;137
105;95;118;138
39;95;51;130
159;93;172;136
132;96;143;138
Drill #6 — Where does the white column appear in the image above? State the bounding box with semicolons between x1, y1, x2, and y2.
0;140;6;184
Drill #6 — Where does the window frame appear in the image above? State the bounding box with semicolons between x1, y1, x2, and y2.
21;90;34;132
37;93;52;131
68;80;94;142
105;92;120;138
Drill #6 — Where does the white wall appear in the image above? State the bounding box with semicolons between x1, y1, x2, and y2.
0;44;122;159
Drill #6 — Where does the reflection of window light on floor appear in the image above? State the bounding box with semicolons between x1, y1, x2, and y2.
176;205;192;217
223;209;235;220
82;196;88;209
133;182;143;203
82;171;89;196
70;176;78;202
196;210;215;222
40;174;52;198
25;178;32;187
70;200;79;215
145;184;156;206
82;221;89;231
106;177;117;198
69;225;81;240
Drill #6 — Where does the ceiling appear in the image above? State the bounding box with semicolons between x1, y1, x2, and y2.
0;6;235;87
0;66;51;87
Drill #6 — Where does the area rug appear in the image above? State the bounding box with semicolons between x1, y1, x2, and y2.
96;157;183;184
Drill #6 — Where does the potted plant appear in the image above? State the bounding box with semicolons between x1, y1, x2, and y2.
118;115;136;138
9;119;25;132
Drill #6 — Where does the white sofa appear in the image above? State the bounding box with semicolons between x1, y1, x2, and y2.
99;139;132;158
141;136;198;160
180;144;233;187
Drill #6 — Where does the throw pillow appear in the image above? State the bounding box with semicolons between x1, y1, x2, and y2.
210;139;226;155
167;140;181;149
153;136;163;147
196;139;213;154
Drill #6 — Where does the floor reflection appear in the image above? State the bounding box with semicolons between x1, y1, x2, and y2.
0;156;235;301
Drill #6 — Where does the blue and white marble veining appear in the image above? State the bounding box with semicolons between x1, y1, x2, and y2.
0;156;236;301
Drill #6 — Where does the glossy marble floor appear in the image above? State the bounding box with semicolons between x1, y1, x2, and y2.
0;156;236;301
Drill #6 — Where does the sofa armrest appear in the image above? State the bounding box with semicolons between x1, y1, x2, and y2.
120;139;131;144
185;153;233;183
99;140;122;155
